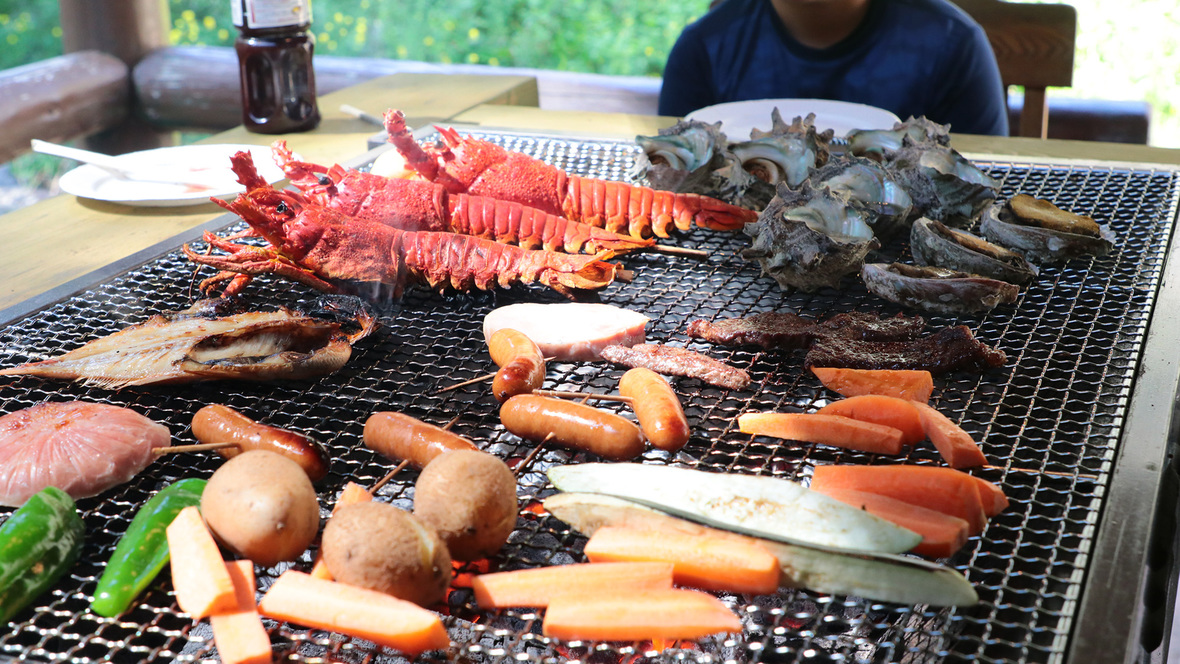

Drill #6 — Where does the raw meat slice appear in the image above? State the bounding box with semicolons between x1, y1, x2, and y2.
483;303;649;361
0;401;171;506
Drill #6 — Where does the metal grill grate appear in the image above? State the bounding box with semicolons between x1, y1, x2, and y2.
1;131;1178;664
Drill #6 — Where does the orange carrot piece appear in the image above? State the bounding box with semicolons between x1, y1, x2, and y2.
583;525;780;595
310;482;374;580
910;402;988;469
209;560;271;664
811;487;970;558
472;562;675;609
816;395;926;444
972;476;1009;517
810;464;988;535
811;367;934;402
738;412;904;456
542;588;742;642
166;506;237;620
258;571;449;655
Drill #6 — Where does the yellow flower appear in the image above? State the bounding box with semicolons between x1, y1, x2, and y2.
488;57;500;66
181;9;195;21
423;35;435;46
644;46;654;56
397;45;408;58
468;27;479;41
0;15;9;26
203;15;215;29
467;52;479;63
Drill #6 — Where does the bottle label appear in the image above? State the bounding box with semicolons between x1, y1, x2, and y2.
232;0;312;29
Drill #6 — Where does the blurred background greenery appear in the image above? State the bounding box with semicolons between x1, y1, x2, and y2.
1;0;1177;154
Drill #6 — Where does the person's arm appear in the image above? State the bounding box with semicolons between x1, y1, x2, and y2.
658;30;717;118
929;24;1009;136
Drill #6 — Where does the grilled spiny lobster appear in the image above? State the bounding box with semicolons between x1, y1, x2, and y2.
184;151;621;301
383;109;759;239
269;141;655;255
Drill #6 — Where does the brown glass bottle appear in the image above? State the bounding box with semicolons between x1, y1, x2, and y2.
232;0;321;134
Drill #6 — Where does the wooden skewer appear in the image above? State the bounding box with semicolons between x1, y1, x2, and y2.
435;371;497;394
533;389;633;404
653;245;708;259
436;357;558;394
369;458;411;494
153;441;238;456
514;433;556;479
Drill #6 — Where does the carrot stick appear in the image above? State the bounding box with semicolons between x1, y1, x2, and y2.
209;560;271;664
972;476;1009;517
541;588;742;642
817;395;926;445
258;570;449;655
582;525;780;595
738;412;905;456
910;402;988;469
310;482;374;580
166;506;237;620
810;465;989;535
811;367;934;402
472;562;675;609
810;487;970;559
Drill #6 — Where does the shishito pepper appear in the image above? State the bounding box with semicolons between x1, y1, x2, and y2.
91;478;207;617
0;486;85;624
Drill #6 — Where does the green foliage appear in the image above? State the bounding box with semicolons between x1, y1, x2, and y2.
0;5;62;70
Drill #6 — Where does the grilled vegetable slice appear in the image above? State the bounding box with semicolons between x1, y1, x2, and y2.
547;463;921;554
0;487;85;623
91;478;206;617
544;492;978;607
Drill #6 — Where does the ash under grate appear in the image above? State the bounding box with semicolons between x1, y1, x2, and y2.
0;132;1177;664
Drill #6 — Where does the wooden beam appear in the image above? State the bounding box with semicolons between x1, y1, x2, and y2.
59;0;169;67
58;0;171;154
0;52;129;164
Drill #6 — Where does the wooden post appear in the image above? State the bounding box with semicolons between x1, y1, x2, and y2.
58;0;173;154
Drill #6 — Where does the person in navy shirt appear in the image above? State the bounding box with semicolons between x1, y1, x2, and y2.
658;0;1009;136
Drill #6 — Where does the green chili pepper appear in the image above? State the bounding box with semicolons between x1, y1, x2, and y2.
90;478;207;617
0;486;85;624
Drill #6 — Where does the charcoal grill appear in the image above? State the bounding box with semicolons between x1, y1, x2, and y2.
1;128;1179;664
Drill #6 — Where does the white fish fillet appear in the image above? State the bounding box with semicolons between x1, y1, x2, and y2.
0;401;171;506
482;303;649;361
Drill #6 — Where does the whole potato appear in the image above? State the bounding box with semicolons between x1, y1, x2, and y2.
413;450;518;561
322;502;451;607
201;449;320;567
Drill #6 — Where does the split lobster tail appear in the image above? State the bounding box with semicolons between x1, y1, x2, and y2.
383;107;758;239
396;231;620;299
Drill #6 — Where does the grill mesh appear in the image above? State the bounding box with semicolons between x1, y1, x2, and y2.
0;132;1177;664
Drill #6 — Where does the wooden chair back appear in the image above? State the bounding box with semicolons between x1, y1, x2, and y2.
950;0;1077;138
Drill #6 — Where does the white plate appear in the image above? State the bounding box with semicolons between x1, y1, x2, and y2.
58;144;286;207
686;98;902;140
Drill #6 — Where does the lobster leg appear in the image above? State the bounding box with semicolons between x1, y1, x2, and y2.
182;238;341;295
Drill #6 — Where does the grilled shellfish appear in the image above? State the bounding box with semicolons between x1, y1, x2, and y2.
910;217;1037;284
743;182;880;292
980;195;1115;263
862;263;1020;316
